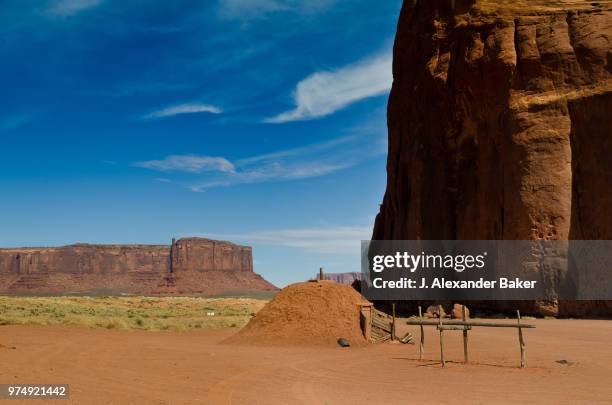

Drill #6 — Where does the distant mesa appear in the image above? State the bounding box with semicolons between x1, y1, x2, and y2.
315;272;362;285
0;237;277;296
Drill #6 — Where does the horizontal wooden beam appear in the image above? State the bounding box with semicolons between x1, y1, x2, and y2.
406;320;535;328
437;325;472;331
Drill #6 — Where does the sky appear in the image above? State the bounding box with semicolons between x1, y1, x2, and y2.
0;0;402;287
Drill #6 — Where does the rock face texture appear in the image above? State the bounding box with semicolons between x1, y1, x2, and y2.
317;272;362;285
0;238;276;295
373;0;611;316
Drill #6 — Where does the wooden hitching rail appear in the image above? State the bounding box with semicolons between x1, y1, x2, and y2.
406;305;535;368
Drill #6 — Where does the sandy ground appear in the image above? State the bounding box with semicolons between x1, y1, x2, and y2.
1;319;611;405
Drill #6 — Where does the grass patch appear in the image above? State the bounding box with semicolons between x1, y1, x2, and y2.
0;296;268;332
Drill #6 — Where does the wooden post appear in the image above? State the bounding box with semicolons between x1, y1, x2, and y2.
462;305;469;363
517;309;525;368
418;306;424;360
391;303;396;341
319;267;324;281
438;305;445;367
360;304;372;341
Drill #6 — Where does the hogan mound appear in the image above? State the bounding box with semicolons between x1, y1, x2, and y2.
225;281;370;347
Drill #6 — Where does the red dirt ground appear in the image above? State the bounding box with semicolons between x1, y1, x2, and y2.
1;319;611;404
225;281;369;347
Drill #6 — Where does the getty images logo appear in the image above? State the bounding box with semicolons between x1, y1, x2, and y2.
372;251;488;273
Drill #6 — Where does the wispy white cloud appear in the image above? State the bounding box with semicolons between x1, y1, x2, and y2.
46;0;103;17
135;155;235;173
210;226;370;254
218;0;338;21
189;160;349;192
189;133;377;192
236;134;356;165
135;114;387;191
142;103;222;120
266;52;392;123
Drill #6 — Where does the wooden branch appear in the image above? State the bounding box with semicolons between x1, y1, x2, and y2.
438;305;445;367
406;320;535;328
462;305;469;364
392;303;396;341
372;316;392;332
438;325;472;331
418;306;424;361
517;310;525;368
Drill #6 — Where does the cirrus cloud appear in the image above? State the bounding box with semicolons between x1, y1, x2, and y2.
133;117;386;192
266;52;392;123
134;155;235;174
209;226;370;254
46;0;103;17
218;0;339;21
142;103;222;120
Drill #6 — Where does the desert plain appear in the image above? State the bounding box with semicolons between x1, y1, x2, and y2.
1;296;611;405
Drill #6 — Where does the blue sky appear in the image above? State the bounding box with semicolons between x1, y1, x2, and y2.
0;0;401;287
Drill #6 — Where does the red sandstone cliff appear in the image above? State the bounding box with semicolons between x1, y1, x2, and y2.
373;0;611;315
0;238;277;295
